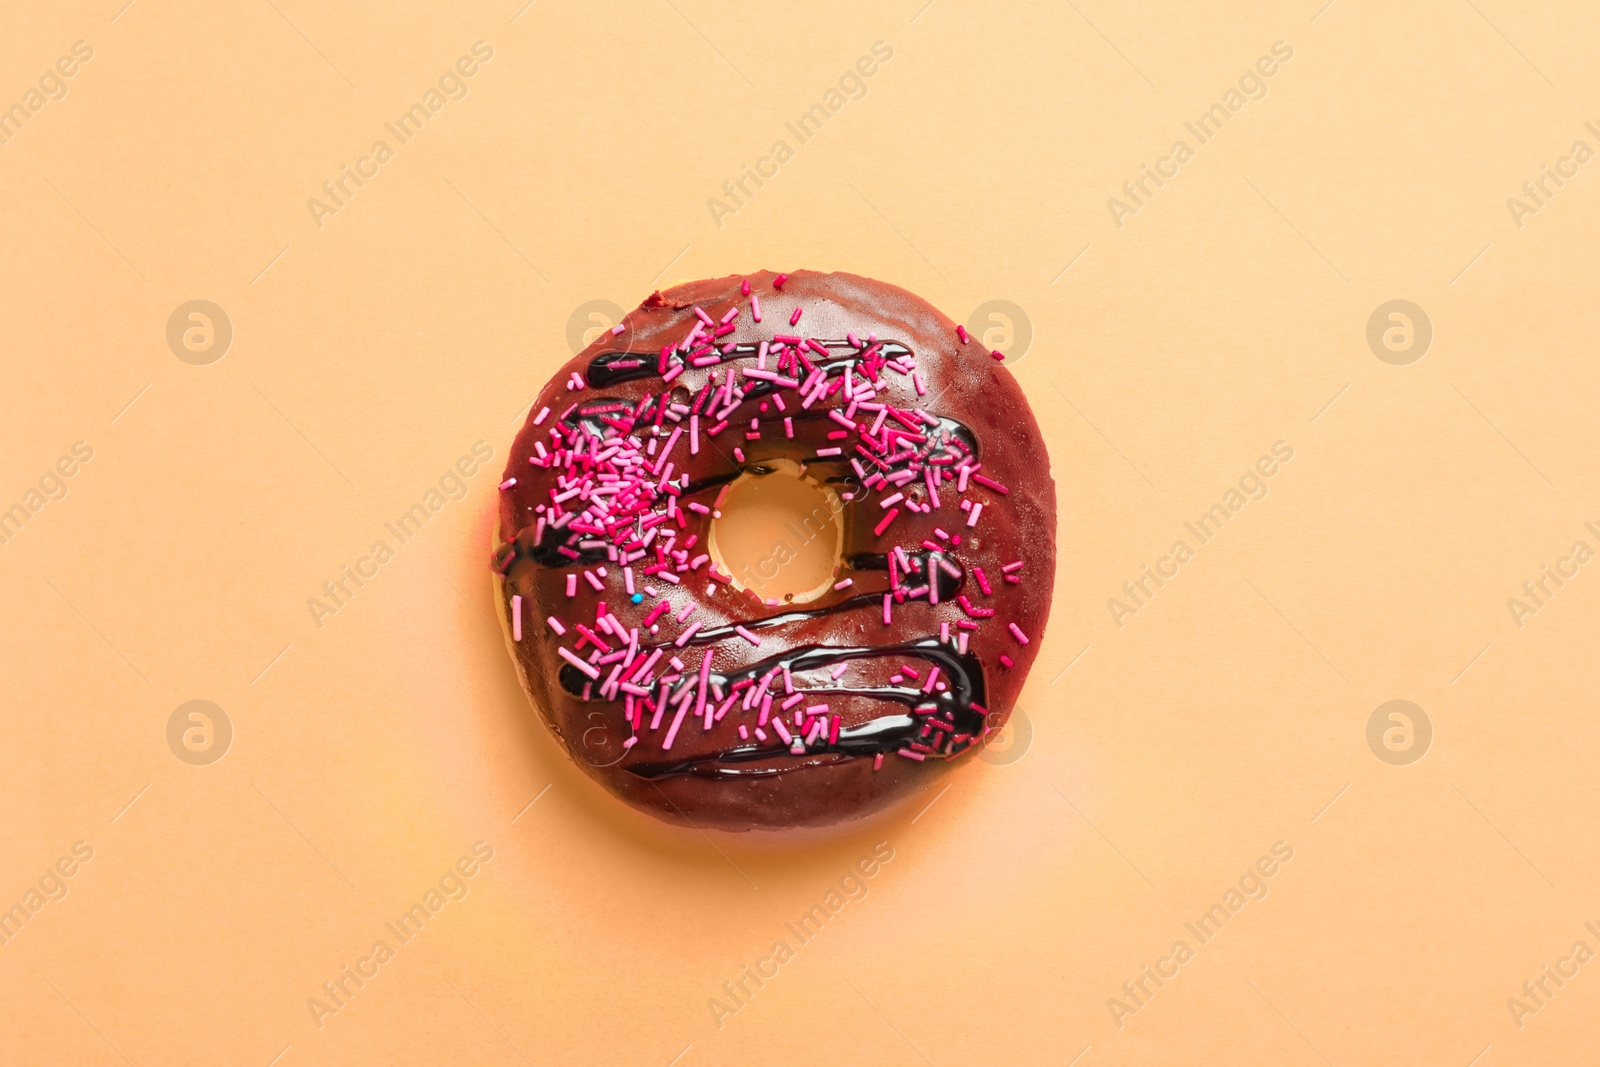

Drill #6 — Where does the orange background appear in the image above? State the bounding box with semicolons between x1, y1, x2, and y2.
3;1;1598;1064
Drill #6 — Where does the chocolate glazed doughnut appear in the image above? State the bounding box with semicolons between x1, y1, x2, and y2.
493;270;1055;831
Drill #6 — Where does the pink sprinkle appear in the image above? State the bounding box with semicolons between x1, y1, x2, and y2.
673;621;702;647
967;502;983;527
973;474;1010;495
662;695;693;750
773;273;788;290
882;594;892;625
880;492;904;510
1002;560;1024;573
789;306;803;326
956;324;971;344
652;427;683;474
694;648;714;728
874;753;884;770
585;570;605;591
816;447;842;457
999;654;1014;668
784;417;794;438
533;406;550;425
565;574;578;597
772;719;792;744
1008;623;1030;645
499;478;517;490
833;578;853;590
973;566;992;595
558;646;600;679
991;349;1005;361
734;625;761;646
830;662;849;679
874;508;900;536
751;293;762;321
511;595;523;640
922;666;940;693
897;749;925;762
611;323;626;335
546;615;566;635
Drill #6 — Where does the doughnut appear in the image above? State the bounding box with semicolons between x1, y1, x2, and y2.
493;270;1055;831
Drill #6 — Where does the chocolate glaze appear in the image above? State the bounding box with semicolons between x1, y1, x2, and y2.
496;270;1056;831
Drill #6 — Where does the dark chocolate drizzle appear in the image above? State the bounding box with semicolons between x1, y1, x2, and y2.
621;638;989;780
586;340;914;390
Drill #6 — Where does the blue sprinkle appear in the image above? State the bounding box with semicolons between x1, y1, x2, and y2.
631;593;643;604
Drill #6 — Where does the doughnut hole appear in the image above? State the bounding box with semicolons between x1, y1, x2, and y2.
708;459;843;604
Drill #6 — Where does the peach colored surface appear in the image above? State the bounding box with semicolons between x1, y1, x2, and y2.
3;2;1597;1064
